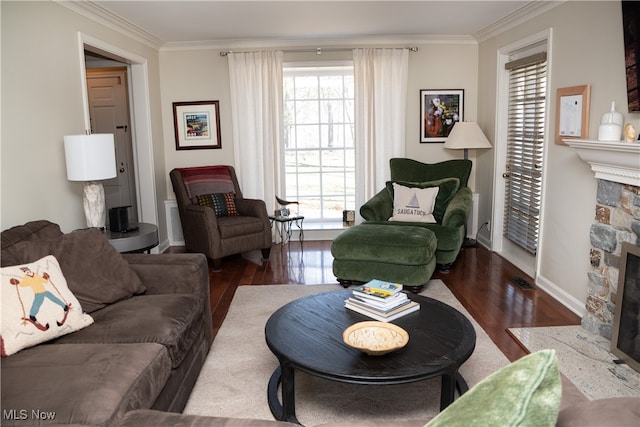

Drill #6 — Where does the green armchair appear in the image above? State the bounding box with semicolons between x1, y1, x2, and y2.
359;158;473;271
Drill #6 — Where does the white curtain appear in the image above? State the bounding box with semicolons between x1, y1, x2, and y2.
353;48;409;214
228;51;283;210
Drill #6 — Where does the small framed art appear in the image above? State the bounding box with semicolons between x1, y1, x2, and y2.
555;85;590;145
420;89;464;142
173;100;222;150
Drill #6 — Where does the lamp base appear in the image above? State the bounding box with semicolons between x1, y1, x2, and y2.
83;181;106;229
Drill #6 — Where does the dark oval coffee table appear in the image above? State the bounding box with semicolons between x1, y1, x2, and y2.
265;289;476;423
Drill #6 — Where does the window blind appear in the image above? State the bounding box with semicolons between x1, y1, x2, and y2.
503;53;547;255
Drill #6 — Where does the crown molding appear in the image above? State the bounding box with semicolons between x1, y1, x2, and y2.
55;0;164;50
57;0;556;53
473;0;565;43
160;34;477;52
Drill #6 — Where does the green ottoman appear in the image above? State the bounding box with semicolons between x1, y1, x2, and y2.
331;223;437;292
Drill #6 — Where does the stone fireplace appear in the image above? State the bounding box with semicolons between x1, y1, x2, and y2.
565;139;640;340
584;180;640;338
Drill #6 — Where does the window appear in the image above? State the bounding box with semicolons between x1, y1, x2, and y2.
283;64;355;222
503;52;547;254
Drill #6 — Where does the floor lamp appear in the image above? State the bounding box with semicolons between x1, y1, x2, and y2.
443;121;493;246
64;134;117;229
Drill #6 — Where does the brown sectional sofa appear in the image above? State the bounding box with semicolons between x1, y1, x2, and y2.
1;220;214;426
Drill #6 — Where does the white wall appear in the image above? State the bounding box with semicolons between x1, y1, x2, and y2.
476;1;635;311
1;1;168;243
160;42;480;198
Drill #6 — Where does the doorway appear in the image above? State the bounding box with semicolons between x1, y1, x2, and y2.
492;30;552;278
79;33;158;234
86;67;138;223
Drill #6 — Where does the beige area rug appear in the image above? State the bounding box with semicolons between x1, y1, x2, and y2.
509;325;640;400
184;280;510;426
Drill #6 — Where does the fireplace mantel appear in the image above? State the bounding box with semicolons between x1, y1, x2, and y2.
564;139;640;186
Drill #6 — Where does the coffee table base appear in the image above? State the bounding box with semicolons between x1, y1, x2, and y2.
267;364;470;424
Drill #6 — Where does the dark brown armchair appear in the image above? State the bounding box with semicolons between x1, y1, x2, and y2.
170;165;272;270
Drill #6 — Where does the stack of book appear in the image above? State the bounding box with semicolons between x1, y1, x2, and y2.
344;279;420;322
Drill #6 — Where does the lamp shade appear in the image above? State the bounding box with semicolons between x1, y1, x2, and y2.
64;134;117;181
444;122;492;150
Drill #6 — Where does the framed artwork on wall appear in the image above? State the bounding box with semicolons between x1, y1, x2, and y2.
420;89;464;143
173;100;222;150
555;85;590;145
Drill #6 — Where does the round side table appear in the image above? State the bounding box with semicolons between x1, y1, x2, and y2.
105;222;159;253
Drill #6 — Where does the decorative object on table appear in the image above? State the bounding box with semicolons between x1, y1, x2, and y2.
598;101;624;142
345;279;420;322
173;101;222;150
342;210;355;226
623;123;637;142
355;278;403;297
420;89;464;142
443;121;492;160
555;85;591;145
342;321;409;356
64;133;117;229
275;195;299;216
108;206;132;233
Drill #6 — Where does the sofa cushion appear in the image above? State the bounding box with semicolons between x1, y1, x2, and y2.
195;192;240;217
0;342;170;427
390;158;472;188
217;215;265;239
557;397;640;427
1;220;63;267
1;255;94;356
115;409;297;427
53;294;203;368
386;178;460;223
425;349;561;427
6;228;146;313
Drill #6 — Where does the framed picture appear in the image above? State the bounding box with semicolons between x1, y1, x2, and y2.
420;89;464;142
173;101;222;150
555;85;590;145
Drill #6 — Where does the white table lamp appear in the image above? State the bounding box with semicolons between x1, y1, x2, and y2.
64;134;117;228
444;121;492;159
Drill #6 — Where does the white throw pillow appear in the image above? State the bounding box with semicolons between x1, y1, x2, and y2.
389;182;439;223
1;255;94;356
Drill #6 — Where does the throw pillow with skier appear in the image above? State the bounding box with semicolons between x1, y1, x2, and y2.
1;255;94;356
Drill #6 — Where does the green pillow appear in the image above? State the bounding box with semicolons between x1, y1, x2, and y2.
386;178;459;223
425;349;561;427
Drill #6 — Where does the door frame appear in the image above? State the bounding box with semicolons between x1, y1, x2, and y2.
86;68;139;222
76;32;158;229
491;28;553;278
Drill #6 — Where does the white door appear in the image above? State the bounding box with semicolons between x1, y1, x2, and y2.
492;34;550;278
86;68;138;223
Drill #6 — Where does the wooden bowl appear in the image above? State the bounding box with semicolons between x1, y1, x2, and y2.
342;321;409;356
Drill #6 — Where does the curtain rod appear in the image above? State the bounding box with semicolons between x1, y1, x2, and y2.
219;46;418;57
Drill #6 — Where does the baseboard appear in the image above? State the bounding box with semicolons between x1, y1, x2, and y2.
476;232;492;250
157;239;170;254
535;274;586;318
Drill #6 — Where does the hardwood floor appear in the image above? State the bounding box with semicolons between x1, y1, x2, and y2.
168;241;581;362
